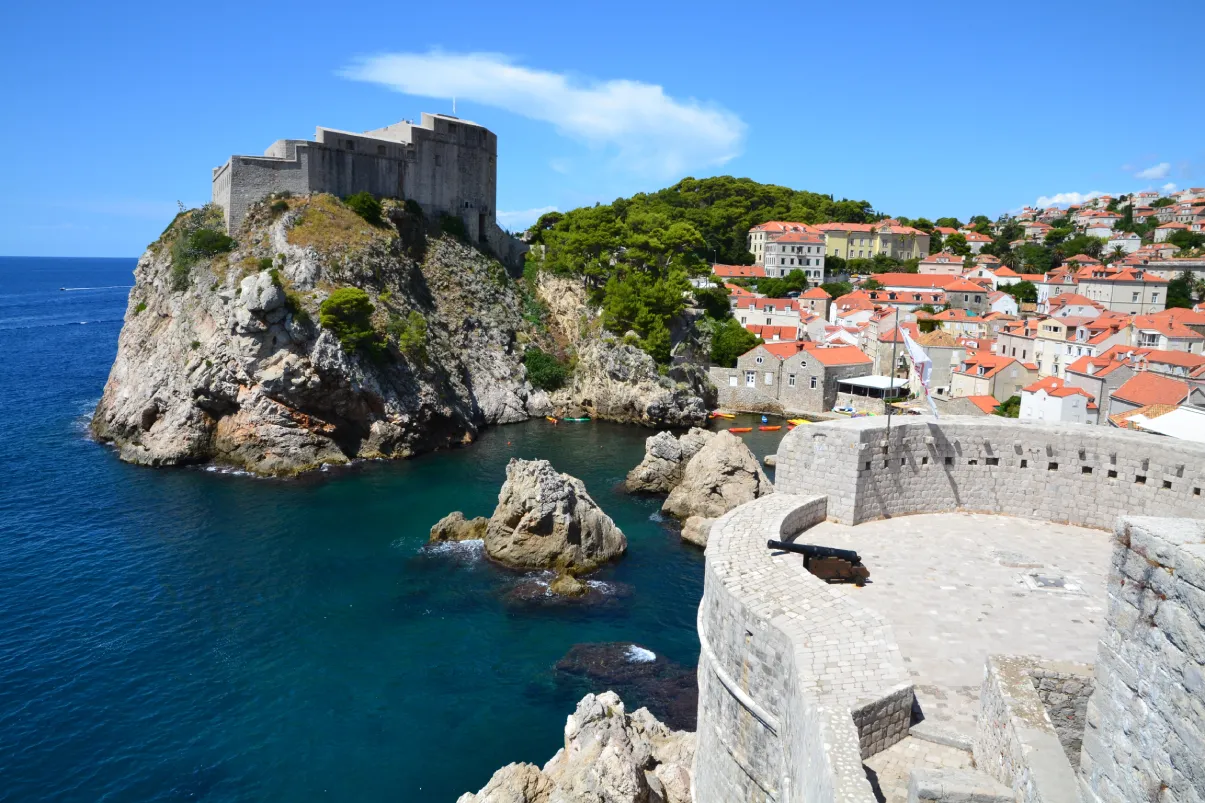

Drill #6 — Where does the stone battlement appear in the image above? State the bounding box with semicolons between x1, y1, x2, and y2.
693;417;1205;803
211;112;526;268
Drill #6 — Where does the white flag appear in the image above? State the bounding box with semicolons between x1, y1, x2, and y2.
901;328;939;418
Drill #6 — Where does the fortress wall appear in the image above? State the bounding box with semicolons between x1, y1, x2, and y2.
214;152;310;234
1079;517;1205;803
695;494;909;803
774;417;1205;529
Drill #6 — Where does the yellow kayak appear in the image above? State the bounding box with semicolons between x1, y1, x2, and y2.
787;418;809;425
710;411;736;419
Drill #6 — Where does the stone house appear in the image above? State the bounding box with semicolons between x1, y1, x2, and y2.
1019;376;1096;425
918;252;964;276
950;354;1037;402
799;286;831;318
1076;267;1167;314
910;329;965;398
762;231;826;282
1107;372;1190;419
1064;355;1135;425
709;343;873;414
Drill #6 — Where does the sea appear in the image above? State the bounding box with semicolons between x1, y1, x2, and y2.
0;256;788;802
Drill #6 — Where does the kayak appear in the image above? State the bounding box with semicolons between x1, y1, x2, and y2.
787;418;808;425
546;416;559;423
759;425;781;431
710;411;736;419
562;417;591;422
728;427;753;433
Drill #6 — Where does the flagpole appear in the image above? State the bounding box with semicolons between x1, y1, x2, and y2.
886;317;898;444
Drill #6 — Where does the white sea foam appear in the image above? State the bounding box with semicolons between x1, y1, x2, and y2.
585;579;614;595
424;539;485;559
648;511;665;523
625;645;656;663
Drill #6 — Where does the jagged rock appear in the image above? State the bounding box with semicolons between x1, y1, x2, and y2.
661;431;773;520
92;196;548;476
763;454;777;467
459;692;694;803
455;763;550;803
484;458;626;574
554;643;698;731
429;511;489;542
549;573;587;597
549;338;709;428
680;517;714;549
624;428;713;494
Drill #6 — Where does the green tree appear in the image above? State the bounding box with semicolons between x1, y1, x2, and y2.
992;396;1020;418
1057;234;1106;259
693;284;732;319
1001;280;1038;303
1168;230;1205;251
320;288;380;354
929;231;944;254
524;347;568;390
944;232;971;256
821;281;852;297
824;254;847;276
935;217;962;229
1167;270;1195;309
344;192;383;226
710;318;762;367
1152;197;1175;208
862;278;883;290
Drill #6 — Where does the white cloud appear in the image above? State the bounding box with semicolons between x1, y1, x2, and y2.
496;206;556;229
1035;190;1105;207
1135;162;1171;180
1161;182;1177;192
340;51;746;180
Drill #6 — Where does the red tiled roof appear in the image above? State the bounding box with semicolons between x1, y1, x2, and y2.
955;354;1021;379
993;267;1020;277
770;231;824;244
749;221;820;234
713;263;765;278
1130;315;1204;340
801;287;831;299
965;396;1001;414
745;324;798;341
799;344;873;367
1111;373;1190;407
1064;254;1101;264
1022;376;1094;400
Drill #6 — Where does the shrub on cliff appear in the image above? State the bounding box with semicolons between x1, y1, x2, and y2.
167;205;234;291
388;311;429;363
320;288;379;354
345;192;383;227
524;347;568;391
710;318;761;367
439;214;468;240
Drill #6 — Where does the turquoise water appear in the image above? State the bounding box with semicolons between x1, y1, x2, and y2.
0;256;787;801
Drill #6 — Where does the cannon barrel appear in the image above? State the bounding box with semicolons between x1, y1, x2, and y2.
766;539;861;564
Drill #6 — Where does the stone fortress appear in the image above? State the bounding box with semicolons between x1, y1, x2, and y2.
211;112;527;267
695;416;1204;802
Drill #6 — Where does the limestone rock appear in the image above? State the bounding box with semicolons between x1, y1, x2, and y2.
550;338;709;428
549;573;587;597
430;511;489;542
456;763;551;803
680;517;714;549
91;196;549;476
661;431;773;520
459;692;694;803
624;428;713;494
484;459;626;573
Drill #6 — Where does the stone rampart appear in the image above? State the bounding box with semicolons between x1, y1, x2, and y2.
774;416;1205;528
695;493;911;803
1079;516;1205;803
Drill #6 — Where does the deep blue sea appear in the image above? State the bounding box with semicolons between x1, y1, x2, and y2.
0;256;786;801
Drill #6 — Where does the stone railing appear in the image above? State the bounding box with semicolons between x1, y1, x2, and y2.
774;416;1205;528
694;494;912;803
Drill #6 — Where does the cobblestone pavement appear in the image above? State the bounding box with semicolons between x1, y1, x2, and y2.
862;736;973;803
807;512;1112;739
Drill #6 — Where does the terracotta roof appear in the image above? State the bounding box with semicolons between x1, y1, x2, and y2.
1152;307;1205;326
993;267;1020;277
749;221;820;234
799;344;873;367
745;324;798;341
1130;315;1204;340
1111;373;1190;407
965;396;1001;414
1022;376;1094;400
713;263;765;278
1064;254;1101;264
944;278;988;293
1048;292;1102;309
934;226;958;235
724;282;756;296
753;342;808;359
962;231;992;242
1018;274;1045;282
801;287;831;299
916;329;960;348
920;251;965;263
770;231;825;244
735;297;800;312
955;354;1021;379
1109;403;1181;430
816;222;875;233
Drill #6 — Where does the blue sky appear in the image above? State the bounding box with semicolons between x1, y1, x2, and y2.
3;0;1203;257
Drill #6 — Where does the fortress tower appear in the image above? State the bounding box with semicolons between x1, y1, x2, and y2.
211;112;526;267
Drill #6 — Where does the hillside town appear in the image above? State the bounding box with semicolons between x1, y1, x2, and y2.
706;187;1205;442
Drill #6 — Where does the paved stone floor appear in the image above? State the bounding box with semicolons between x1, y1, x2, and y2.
808;512;1113;739
862;736;973;803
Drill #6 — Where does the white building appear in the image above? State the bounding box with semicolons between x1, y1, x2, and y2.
1020;377;1095;424
762;230;826;281
1105;231;1142;254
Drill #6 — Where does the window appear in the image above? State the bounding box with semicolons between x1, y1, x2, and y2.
755;356;764;365
765;372;774;385
1132;292;1139;302
729;376;737;387
345;139;356;150
788;374;796;387
377;145;386;155
745;371;755;388
809;376;817;389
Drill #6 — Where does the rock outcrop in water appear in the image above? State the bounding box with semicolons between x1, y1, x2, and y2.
457;691;694;803
484;458;626;574
555;643;698;731
624;428;713;494
661;431;773;521
92;197;550;475
91;196;712;476
429;511;489;542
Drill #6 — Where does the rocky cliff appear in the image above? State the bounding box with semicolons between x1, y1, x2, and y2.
92;196;549;475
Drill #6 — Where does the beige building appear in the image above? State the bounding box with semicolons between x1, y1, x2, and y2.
816;220;930;261
746;221;818;264
918;252;964;275
1076;267;1167;314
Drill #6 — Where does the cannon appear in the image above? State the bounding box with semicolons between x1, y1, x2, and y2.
766;539;870;586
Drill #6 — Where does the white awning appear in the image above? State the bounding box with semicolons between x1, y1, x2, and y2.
839;376;909;391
